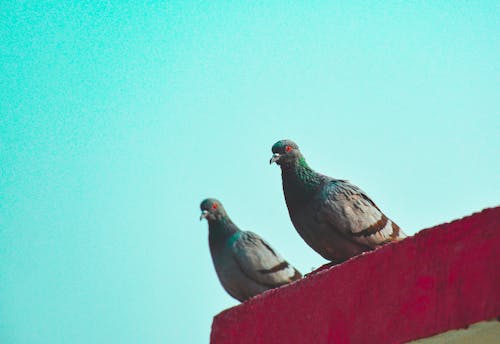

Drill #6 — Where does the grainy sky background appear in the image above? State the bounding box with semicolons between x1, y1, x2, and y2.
1;1;499;343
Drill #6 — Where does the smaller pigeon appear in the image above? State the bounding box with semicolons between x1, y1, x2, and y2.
270;139;406;263
200;198;301;302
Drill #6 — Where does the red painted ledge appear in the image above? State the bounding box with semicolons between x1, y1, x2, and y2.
211;207;500;344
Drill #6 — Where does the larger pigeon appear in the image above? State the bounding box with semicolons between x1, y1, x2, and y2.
270;139;406;263
200;198;301;302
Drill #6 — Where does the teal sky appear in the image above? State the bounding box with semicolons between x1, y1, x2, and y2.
1;2;499;343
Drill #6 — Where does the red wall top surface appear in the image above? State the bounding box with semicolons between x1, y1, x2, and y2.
211;207;500;344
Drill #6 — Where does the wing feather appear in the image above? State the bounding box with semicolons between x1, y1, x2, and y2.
318;180;405;248
232;231;301;287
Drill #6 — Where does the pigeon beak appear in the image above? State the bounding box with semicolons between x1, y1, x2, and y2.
270;153;280;164
200;210;209;221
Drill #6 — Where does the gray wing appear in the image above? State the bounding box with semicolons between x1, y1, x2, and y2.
318;180;405;248
232;231;301;288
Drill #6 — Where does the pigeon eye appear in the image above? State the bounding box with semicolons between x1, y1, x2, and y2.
285;145;292;152
212;203;218;210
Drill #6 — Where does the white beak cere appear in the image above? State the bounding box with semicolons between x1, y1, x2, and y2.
200;210;209;221
270;153;281;164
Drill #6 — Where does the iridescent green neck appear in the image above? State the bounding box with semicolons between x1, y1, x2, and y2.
208;216;238;245
297;157;310;169
282;157;322;205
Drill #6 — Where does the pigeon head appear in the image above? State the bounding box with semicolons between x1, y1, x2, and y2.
270;139;301;166
200;198;228;221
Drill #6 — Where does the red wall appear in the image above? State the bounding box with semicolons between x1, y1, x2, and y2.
211;207;500;343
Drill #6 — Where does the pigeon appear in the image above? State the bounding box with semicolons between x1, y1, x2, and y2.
270;139;406;263
200;198;301;302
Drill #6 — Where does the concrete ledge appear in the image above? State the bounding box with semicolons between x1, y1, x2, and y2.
211;207;500;343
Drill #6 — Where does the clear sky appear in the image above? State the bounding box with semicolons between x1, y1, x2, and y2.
1;1;498;343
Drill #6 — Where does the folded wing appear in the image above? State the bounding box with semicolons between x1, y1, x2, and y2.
232;231;301;288
318;180;405;248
